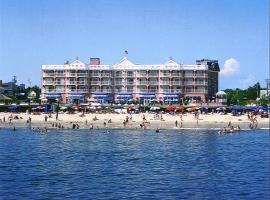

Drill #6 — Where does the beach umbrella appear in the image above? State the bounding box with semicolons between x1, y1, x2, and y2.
150;106;160;111
164;105;174;111
216;107;224;111
186;107;196;112
8;105;20;110
60;106;68;110
113;105;123;109
230;105;243;111
175;105;184;111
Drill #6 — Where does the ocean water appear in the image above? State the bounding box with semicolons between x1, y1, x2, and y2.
0;128;269;200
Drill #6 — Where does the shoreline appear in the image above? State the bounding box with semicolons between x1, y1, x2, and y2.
0;112;269;131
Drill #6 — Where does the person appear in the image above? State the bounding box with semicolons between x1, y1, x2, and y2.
156;128;159;133
237;125;241;132
90;124;94;129
123;120;126;127
230;126;234;133
45;115;48;122
13;126;16;131
3;116;5;123
108;119;112;123
228;121;231;127
175;120;178;127
72;123;76;129
103;122;107;127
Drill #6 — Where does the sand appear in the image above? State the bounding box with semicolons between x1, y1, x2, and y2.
0;112;269;130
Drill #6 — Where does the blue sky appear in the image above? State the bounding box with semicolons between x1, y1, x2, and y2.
0;0;268;89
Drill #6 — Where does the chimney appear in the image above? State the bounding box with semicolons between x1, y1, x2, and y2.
90;58;100;65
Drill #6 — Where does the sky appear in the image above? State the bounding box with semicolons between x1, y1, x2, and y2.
0;0;269;89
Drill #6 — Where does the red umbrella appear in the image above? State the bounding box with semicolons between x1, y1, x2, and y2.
164;105;174;111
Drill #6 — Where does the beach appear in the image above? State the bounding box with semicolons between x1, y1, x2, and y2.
0;112;269;130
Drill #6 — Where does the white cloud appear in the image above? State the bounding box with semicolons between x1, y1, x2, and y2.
220;58;240;76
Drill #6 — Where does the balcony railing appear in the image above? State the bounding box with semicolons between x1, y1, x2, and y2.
195;82;205;85
160;73;170;77
126;74;134;77
184;82;194;85
77;81;88;85
139;81;148;85
66;82;76;85
195;90;206;93
171;73;181;77
55;73;64;77
185;89;194;93
115;82;123;85
160;81;170;85
172;81;181;85
92;73;101;77
67;89;87;93
43;74;55;77
148;73;158;77
149;81;158;85
43;81;54;85
77;73;88;77
45;89;64;93
127;82;134;85
137;73;147;77
90;81;101;85
55;82;65;85
66;73;76;77
101;81;111;85
101;73;111;77
185;73;194;77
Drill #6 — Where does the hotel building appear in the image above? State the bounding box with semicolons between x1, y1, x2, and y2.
41;57;220;104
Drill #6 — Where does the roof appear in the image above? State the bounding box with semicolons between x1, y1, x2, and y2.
0;94;12;100
216;91;226;95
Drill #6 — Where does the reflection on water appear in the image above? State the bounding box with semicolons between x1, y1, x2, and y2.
0;128;269;199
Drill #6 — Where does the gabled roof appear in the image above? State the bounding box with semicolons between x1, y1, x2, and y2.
164;59;179;66
114;57;135;66
70;59;85;65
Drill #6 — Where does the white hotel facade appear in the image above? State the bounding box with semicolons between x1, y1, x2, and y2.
41;57;220;104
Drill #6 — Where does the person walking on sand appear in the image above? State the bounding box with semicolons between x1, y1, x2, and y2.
175;120;178;127
45;115;48;122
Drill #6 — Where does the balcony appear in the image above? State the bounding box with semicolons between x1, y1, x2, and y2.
149;81;158;85
77;81;88;85
148;73;158;77
184;82;194;85
77;73;88;77
115;81;123;85
139;81;148;85
171;73;181;77
66;73;76;77
91;73;101;77
172;81;181;85
66;81;76;85
45;89;64;93
67;89;87;93
126;74;134;77
184;73;194;77
55;73;64;77
101;81;111;85
43;74;55;77
195;82;205;85
43;81;54;85
160;81;170;85
160;73;170;77
185;89;194;93
137;73;147;77
127;82;134;85
195;90;206;93
55;82;65;85
90;81;101;85
101;73;111;77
